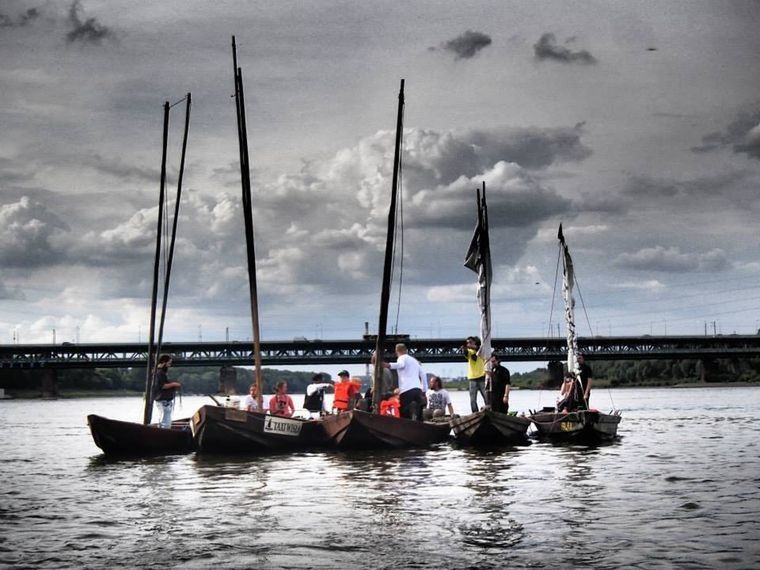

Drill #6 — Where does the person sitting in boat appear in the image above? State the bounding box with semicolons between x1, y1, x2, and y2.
303;373;333;417
557;372;574;412
331;370;362;413
381;343;427;421
577;353;593;408
379;389;401;417
269;381;295;417
424;375;454;419
487;353;511;414
241;383;264;413
462;336;487;413
153;354;181;429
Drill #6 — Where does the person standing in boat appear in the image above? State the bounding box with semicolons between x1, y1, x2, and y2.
332;370;362;413
425;375;454;418
381;343;427;421
153;354;181;429
487;353;511;414
269;381;295;417
303;373;333;417
576;353;593;409
462;336;487;413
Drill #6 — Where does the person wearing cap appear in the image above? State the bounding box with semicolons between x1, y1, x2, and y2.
381;343;427;421
462;336;487;413
487;353;511;414
303;373;333;417
332;370;362;413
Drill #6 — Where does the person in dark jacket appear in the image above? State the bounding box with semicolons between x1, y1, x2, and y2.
487;353;511;414
154;354;181;428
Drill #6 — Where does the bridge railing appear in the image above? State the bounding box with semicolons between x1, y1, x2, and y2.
2;335;760;369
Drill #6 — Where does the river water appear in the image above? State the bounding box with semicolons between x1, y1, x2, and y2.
1;387;758;569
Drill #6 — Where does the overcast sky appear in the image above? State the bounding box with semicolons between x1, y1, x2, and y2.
3;1;760;374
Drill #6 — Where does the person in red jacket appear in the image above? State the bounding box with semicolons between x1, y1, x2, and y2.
269;381;295;417
331;370;362;413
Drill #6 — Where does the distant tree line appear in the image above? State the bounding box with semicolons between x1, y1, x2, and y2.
1;357;757;396
0;366;342;396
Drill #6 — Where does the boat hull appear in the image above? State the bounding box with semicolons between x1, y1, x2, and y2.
321;410;451;449
87;414;195;456
191;405;328;453
529;410;621;442
450;410;531;446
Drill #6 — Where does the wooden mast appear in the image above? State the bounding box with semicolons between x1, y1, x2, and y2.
232;36;264;408
143;101;170;425
372;79;405;412
157;94;192;353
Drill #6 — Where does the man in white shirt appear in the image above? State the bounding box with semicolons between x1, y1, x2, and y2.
382;343;427;421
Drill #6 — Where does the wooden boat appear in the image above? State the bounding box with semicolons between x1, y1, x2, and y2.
87;414;195;456
318;81;453;451
321;410;450;449
529;408;622;442
451;180;530;446
450;410;531;446
528;225;622;441
87;96;193;457
187;38;282;454
191;405;329;453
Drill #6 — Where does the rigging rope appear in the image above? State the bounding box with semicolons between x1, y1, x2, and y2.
547;244;561;337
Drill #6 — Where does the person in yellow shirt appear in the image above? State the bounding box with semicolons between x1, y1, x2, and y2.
463;336;486;412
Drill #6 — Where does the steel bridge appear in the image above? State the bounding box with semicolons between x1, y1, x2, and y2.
2;335;760;369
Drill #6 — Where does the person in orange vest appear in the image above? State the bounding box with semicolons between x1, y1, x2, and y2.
379;388;401;417
331;370;362;413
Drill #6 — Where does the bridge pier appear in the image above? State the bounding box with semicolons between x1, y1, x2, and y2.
41;369;58;399
699;358;719;383
219;366;237;395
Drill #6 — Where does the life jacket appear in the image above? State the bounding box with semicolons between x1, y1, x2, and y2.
333;380;361;411
380;398;400;417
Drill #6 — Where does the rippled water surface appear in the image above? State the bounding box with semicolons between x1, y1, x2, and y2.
1;387;759;569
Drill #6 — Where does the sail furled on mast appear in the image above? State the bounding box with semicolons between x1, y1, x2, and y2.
558;224;582;381
464;182;493;361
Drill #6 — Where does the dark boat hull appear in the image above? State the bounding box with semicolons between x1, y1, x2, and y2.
191;405;328;453
529;410;621;442
450;410;531;446
87;414;195;456
321;410;451;449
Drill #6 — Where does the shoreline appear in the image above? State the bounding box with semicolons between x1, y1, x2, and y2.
3;382;760;400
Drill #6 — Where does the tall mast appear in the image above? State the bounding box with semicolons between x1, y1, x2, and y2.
157;94;192;353
372;79;405;412
232;36;263;407
143;101;170;425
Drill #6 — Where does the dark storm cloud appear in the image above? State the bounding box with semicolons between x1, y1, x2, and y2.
692;105;760;160
440;30;492;60
81;154;159;183
66;0;113;45
0;281;25;300
614;246;729;273
534;33;597;64
0;7;40;28
622;171;750;200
